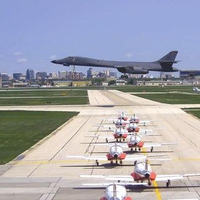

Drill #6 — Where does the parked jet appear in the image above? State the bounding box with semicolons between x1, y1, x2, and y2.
81;183;146;200
66;143;146;165
51;51;179;78
193;87;200;93
81;159;200;187
100;184;132;200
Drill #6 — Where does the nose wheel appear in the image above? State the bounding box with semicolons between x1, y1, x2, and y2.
166;180;170;187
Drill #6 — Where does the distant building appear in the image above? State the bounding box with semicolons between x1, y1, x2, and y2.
66;71;85;80
87;68;94;79
49;72;58;78
109;71;117;78
26;69;34;80
116;79;127;85
13;82;28;88
58;71;67;79
180;70;200;79
36;72;47;80
13;73;23;80
0;73;9;81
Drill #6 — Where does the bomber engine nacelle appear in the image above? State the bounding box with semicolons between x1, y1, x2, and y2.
117;66;148;74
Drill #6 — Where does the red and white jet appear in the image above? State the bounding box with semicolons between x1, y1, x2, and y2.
127;123;140;133
82;182;148;200
113;127;129;142
66;143;146;166
113;118;127;129
84;159;200;187
118;112;128;121
99;184;132;200
121;133;176;152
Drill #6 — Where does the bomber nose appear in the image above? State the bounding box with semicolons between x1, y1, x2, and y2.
51;60;57;64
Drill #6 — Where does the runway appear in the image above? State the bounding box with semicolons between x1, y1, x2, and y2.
0;90;200;199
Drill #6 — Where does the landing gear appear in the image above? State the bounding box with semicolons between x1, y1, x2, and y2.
166;180;170;187
96;160;99;166
106;138;108;143
120;74;128;79
150;146;153;152
135;147;137;152
120;160;123;165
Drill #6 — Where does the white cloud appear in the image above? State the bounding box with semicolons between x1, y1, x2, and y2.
16;58;28;63
125;53;133;58
14;52;22;56
50;55;57;60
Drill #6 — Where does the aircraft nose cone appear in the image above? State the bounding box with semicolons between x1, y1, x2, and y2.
145;173;150;179
51;60;57;64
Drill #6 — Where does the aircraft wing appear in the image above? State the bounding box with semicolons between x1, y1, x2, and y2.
143;142;177;148
66;155;106;161
81;173;200;183
125;155;146;161
138;120;151;125
156;173;200;181
82;182;147;187
80;174;133;182
85;135;113;139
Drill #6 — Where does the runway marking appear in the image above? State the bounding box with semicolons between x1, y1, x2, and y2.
153;180;162;200
142;147;162;200
11;157;200;166
12;159;93;165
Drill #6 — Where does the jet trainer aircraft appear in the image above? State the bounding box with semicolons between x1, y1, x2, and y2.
51;51;179;78
66;143;146;165
81;158;200;187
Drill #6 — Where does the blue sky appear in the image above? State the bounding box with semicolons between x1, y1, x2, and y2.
0;0;200;77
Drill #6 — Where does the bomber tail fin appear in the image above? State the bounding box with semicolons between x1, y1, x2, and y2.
158;51;178;63
157;51;179;71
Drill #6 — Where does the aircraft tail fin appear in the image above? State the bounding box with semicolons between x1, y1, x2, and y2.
157;51;179;71
158;51;178;63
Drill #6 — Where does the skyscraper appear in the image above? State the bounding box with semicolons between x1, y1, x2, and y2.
26;69;34;80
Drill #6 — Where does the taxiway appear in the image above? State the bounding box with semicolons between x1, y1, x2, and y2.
0;90;200;199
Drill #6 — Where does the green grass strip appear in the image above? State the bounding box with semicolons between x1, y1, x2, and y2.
0;111;78;164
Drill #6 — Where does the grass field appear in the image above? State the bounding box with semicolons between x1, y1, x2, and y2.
116;85;195;93
183;108;200;118
0;89;89;105
134;93;200;104
113;85;200;104
0;111;78;164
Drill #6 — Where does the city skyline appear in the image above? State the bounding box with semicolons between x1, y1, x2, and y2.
1;1;200;77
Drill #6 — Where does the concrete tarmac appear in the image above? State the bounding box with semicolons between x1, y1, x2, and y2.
0;90;200;199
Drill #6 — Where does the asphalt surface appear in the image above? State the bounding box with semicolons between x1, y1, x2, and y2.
0;90;200;199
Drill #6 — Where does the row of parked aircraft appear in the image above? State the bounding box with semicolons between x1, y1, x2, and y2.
67;112;200;200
